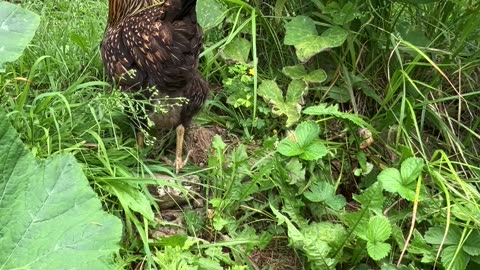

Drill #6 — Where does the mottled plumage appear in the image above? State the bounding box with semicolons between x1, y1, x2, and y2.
101;0;208;172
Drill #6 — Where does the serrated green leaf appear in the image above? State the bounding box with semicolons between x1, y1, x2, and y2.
210;198;222;208
377;168;401;187
278;122;327;160
304;69;327;83
283;65;308;79
235;226;272;252
295;121;320;146
284;16;318;46
400;157;424;184
277;138;303;157
353;182;384;214
0;2;40;72
425;226;462;245
367;216;392;242
378;167;417;201
357;151;368;170
0;109;122;269
303;103;370;128
301;141;327;160
304;181;334;203
463;230;480;256
196;0;227;30
441;245;470;270
221;37;251;63
304;103;338;115
367;241;391;261
326;195;346;211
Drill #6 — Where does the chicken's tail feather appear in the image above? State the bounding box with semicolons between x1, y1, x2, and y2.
178;0;197;19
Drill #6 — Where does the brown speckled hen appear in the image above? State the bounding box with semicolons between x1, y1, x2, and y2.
101;0;209;173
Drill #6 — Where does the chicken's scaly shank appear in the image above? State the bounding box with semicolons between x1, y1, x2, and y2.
101;0;208;173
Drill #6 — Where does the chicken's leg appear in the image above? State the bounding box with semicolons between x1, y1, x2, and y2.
174;124;190;173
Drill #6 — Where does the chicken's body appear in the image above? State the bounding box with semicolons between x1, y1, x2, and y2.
101;0;208;172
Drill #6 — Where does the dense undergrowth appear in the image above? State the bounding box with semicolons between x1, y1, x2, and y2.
1;0;480;269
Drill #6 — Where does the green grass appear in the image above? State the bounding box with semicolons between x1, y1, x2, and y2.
2;0;480;269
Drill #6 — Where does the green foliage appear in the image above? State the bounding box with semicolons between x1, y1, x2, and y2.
365;216;392;261
283;65;327;83
2;0;480;269
304;181;346;211
271;205;346;269
378;157;425;201
224;64;255;108
284;16;348;62
353;182;385;214
277;121;327;160
196;0;227;31
424;225;480;270
221;37;251;64
303;103;370;128
0;109;122;269
258;79;307;127
0;2;40;72
151;240;240;270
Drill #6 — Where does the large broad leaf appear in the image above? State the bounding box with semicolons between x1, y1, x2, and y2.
441;246;469;270
424;225;462;246
0;109;122;269
284;16;348;62
0;2;40;72
196;0;227;31
221;37;251;63
258;79;307;127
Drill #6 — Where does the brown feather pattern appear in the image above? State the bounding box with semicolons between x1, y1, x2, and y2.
101;0;208;129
